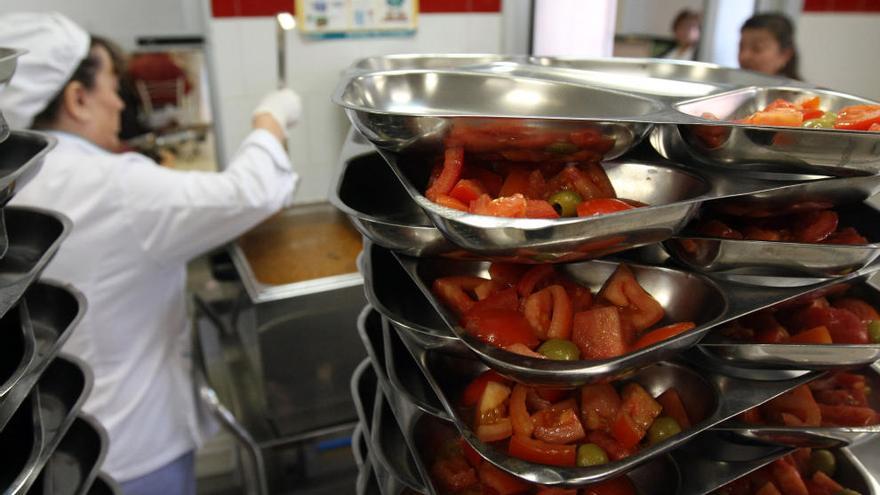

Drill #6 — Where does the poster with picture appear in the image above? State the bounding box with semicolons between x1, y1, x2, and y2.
297;0;418;38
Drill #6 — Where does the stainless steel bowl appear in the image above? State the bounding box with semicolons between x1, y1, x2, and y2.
653;86;880;175
393;253;872;386
402;347;818;487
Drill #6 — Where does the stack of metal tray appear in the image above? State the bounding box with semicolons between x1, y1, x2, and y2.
0;46;121;495
333;54;880;494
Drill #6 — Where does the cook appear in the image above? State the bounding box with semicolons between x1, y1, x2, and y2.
0;12;301;495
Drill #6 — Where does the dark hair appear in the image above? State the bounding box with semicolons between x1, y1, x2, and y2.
741;12;800;80
671;9;700;31
31;35;125;129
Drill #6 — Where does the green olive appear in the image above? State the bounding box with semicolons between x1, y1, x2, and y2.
868;320;880;343
546;142;579;154
811;449;837;477
803;112;838;129
834;490;861;495
548;190;583;217
538;339;580;361
647;416;682;445
576;443;609;467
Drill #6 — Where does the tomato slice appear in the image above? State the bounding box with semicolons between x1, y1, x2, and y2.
461;370;510;407
433;276;487;316
572;306;628;360
426;146;465;201
745;108;804;127
509;385;533;437
477;462;531;495
762;385;821;427
434;194;468;211
632;322;696;350
787;325;832;344
465;167;504;197
531;406;586;445
818;404;878;426
431;456;479;493
576;198;636;217
525;199;560;218
580;383;621;432
831;298;880;323
467;287;519;315
770;458;808;495
462;308;541;349
754;481;782;495
791;209;838;243
523;285;573;340
500;167;532;197
449;178;487;204
656;388;692;429
611;383;662;448
834;104;880;130
469;193;528;218
546;165;603;201
476;418;513;442
507;434;576;467
517;265;556;298
597;264;664;333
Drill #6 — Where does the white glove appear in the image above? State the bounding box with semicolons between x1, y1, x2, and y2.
253;88;302;132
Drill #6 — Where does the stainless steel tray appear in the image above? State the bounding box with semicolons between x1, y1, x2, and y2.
0;281;87;431
0;131;57;206
0;207;72;319
350;53;523;73
0;300;35;400
0;393;42;492
358;241;462;354
30;414;109;495
393;253;873;386
699;271;880;369
9;355;92;494
714;363;880;449
370;385;426;493
400;345;818;487
382;317;447;420
667;200;880;278
653;86;880;175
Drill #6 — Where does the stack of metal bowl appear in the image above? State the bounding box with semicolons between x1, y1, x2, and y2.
332;54;880;494
0;47;121;495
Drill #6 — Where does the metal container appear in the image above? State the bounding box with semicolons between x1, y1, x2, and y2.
699;272;880;369
0;394;42;492
0;207;71;319
358;242;462;354
393;253;873;386
714;363;880;449
8;355;92;494
350;54;522;72
653;86;880;175
0;131;57;205
401;346;818;487
667;200;880;278
0;281;87;431
0;300;35;401
382;321;447;420
30;414;109;495
370;386;425;493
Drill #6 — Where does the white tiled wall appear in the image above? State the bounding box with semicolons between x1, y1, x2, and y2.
207;13;503;205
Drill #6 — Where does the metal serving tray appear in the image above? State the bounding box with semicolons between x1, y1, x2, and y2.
350;53;523;73
383;321;447;420
30;414;109;495
0;281;87;431
0;131;57;206
0;300;35;400
394;253;874;386
402;347;818;487
370;386;426;493
9;355;92;494
358;242;462;354
0;393;42;492
0;207;71;319
667;200;880;278
715;363;880;449
699;271;880;369
653;86;880;175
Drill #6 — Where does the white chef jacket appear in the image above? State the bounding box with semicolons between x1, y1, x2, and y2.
10;129;297;481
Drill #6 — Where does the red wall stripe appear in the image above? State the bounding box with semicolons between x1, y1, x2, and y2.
803;0;880;12
211;0;501;17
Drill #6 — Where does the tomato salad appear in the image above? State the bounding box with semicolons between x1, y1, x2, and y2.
432;263;697;361
428;421;638;495
722;285;880;345
690;207;868;245
715;448;862;495
739;371;879;428
710;96;880;131
424;122;643;220
461;370;694;469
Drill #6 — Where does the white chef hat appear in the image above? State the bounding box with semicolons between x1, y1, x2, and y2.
0;12;90;129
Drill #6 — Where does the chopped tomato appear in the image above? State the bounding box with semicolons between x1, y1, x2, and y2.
597;265;664;333
765;98;798;111
469;193;528;218
517;265;556;298
754;481;782;495
531;406;586;445
586;431;635;461
770;458;808;495
834;104;880;130
797;96;820;110
582;477;637;495
477;380;512;424
612;383;662;449
449;178;487;204
555;278;594;312
500;167;532;197
461;370;510;407
426;146;465;201
870;123;880;132
744;108;804;127
572;306;627;360
462;309;541;349
584;162;616;198
523;285;573;340
488;263;529;287
831;297;880;323
789;306;868;344
525;199;560;219
656;388;692;429
576;198;636;217
467;167;504;197
787;325;832;344
527;169;548;199
477;461;531;495
762;385;821;427
476;418;513;442
433;276;486;316
792;210;838;243
509;385;534;437
467;287;519;314
632;322;696;350
755;326;791;344
809;470;844;495
507;434;576;467
818;404;878;426
580;383;621;432
546;165;602;201
431;456;479;493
